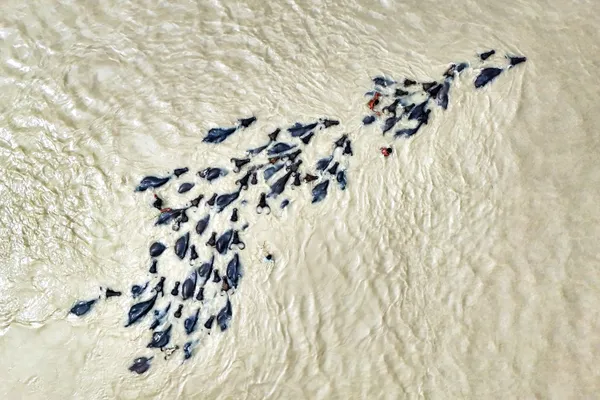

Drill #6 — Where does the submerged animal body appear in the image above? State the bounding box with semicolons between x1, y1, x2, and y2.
136;176;170;192
76;50;524;372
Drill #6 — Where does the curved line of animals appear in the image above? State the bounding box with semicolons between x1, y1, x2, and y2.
68;50;526;374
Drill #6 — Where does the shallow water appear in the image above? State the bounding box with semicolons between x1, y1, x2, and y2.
1;0;600;399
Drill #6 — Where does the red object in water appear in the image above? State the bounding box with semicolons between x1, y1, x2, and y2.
380;147;392;157
368;92;381;111
160;208;172;213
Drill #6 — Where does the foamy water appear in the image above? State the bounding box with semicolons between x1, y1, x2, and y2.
0;0;599;399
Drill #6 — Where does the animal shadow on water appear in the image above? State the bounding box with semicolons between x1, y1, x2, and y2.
66;50;525;374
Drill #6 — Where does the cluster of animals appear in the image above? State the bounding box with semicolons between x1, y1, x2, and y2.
362;50;526;139
68;49;526;374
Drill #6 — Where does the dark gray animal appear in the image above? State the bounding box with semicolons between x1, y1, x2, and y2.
316;156;332;171
195;215;210;236
231;158;250;172
174;232;190;259
320;119;340;128
174;304;183;318
184;309;200;334
372;76;395;87
230;231;245;250
199;168;228;182
268;143;296;155
436;79;451;110
395;123;423;138
408;100;431;125
264;163;285;180
301;132;314;144
106;289;122;298
171;281;180;297
312;180;330;203
204;315;215;329
239;116;257;128
129;357;152;374
173;168;189;177
181;271;197;300
217;298;232;331
268;171;293;198
178;183;194;193
147;325;172;348
257;192;271;214
479;49;495;60
197;256;214;286
508;55;526;67
189;245;199;261
202;127;237;144
327;162;339;176
155;209;184;226
247;143;269;156
149;242;166;257
336;170;347;191
216;230;233;255
226;253;242;289
288;122;318;137
131;283;148;299
474;68;503;88
136;176;171;192
126;294;158;327
216;190;241;212
363;115;376;125
70;299;97;316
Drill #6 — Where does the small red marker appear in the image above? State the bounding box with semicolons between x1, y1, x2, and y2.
380;147;393;157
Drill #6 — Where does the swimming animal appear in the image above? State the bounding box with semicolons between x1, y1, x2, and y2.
174;304;183;318
70;299;97;316
215;190;240;212
148;325;172;348
129;357;152;374
184;309;200;334
202;127;237;144
126;294;158;327
231;158;251;172
206;232;217;247
480;49;495;60
336;170;347;190
181;271;198;300
312;180;330;203
264;163;285;180
131;283;148;299
149;242;166;257
155;208;184;226
106;289;122;298
226;254;242;289
216;229;233;255
173;168;189;178
268;143;296;155
198;168;228;182
216;298;232;331
174;232;190;259
136;176;170;192
288;122;318;137
195;215;210;236
239;116;257;128
178;183;194;193
257;192;270;214
474;67;503;88
171;281;180;297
